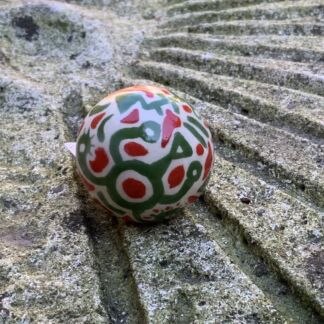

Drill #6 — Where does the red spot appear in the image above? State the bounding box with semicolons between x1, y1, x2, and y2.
121;215;137;224
161;88;170;95
81;176;95;191
203;142;213;180
182;104;192;113
162;109;181;148
122;178;146;199
165;206;171;211
153;209;159;213
124;142;148;156
78;120;85;134
168;165;185;188
90;147;109;173
121;109;139;124
196;144;204;156
91;112;106;129
188;196;199;203
144;91;154;98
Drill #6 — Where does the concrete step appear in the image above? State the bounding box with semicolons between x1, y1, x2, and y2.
146;47;324;96
205;154;324;317
133;61;324;208
163;0;324;27
147;33;324;63
0;75;108;322
134;60;324;140
1;0;323;322
167;0;287;16
120;76;324;319
122;212;286;323
162;19;324;36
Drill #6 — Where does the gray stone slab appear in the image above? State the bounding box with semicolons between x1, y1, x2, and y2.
122;215;285;323
1;0;323;322
0;76;107;322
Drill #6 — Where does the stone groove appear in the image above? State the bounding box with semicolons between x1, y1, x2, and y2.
190;202;323;324
205;154;324;317
0;75;108;322
131;0;324;317
167;0;287;16
120;77;324;318
134;61;324;142
147;33;324;63
0;0;159;322
179;19;324;36
121;213;286;323
1;0;323;322
163;0;324;28
147;47;324;96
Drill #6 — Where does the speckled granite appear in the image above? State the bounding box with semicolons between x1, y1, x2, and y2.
0;0;323;323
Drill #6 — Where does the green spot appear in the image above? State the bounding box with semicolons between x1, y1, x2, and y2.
171;102;180;114
187;116;209;138
98;115;113;142
184;122;207;148
141;121;161;143
89;103;110;116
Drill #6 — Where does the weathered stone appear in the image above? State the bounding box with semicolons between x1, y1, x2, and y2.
0;0;160;322
122;214;285;323
1;0;323;322
0;76;107;322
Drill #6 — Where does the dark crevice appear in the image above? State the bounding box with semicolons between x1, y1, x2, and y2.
76;177;147;324
62;91;146;322
12;15;39;41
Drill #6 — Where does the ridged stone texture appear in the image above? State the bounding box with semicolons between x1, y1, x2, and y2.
0;0;323;323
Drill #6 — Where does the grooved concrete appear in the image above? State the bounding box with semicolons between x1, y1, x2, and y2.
1;0;323;322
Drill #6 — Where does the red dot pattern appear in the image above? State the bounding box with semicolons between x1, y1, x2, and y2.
203;142;213;180
188;195;199;203
182;104;192;113
162;109;181;148
124;142;148;156
196;144;204;156
81;176;95;191
168;165;185;188
91;112;106;129
90;147;109;173
122;178;146;199
121;109;139;124
161;88;170;95
121;215;136;224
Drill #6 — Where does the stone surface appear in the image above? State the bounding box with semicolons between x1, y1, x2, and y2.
0;0;161;322
0;0;323;323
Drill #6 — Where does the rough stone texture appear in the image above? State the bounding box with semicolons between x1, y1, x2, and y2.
0;0;160;322
122;214;284;323
0;0;323;323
